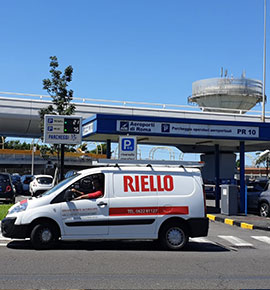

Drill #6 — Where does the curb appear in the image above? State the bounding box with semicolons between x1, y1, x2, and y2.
207;214;270;231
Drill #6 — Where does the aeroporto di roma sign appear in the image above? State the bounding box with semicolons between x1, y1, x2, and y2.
116;120;259;139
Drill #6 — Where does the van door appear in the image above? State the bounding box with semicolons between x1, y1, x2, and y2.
61;199;109;236
61;173;109;237
109;172;158;237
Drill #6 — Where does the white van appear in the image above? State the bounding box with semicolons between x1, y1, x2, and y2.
1;160;208;250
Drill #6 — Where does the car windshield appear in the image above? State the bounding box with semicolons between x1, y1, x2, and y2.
42;173;80;197
37;177;53;184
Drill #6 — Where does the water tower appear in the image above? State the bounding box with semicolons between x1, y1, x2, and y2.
188;72;263;113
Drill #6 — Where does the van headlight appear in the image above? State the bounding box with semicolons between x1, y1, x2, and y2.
9;200;28;214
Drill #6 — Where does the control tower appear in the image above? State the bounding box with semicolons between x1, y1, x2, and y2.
188;76;263;113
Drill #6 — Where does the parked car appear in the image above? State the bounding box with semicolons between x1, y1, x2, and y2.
20;175;34;195
0;173;16;203
29;175;54;197
11;174;23;195
246;179;270;217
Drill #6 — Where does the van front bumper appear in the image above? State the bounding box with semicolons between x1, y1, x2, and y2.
1;217;29;239
187;217;209;237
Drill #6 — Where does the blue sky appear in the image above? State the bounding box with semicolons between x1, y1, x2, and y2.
1;0;268;162
1;0;267;104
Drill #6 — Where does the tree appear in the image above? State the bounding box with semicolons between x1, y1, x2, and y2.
89;143;107;155
255;151;270;168
39;56;76;131
39;56;76;179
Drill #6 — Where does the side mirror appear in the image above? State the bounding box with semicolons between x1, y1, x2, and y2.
64;190;75;202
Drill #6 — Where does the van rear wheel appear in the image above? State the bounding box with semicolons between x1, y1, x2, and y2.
159;223;188;251
30;222;58;250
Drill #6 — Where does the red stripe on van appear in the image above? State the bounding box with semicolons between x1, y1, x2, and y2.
109;206;189;216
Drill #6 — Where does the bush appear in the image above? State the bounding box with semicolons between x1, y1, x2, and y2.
0;204;13;221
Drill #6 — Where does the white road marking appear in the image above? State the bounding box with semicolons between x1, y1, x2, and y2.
190;237;217;244
218;235;253;247
251;236;270;244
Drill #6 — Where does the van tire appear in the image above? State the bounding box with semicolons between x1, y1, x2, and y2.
159;222;188;251
30;222;58;250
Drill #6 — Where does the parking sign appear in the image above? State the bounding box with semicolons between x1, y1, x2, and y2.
119;136;137;160
44;115;82;145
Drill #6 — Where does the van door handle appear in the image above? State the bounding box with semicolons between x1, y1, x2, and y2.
97;201;107;206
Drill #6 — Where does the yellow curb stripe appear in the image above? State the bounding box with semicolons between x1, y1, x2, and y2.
207;214;216;221
241;223;253;230
224;218;234;226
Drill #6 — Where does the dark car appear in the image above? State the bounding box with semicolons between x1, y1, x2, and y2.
20;175;34;195
0;173;16;203
11;174;23;195
246;179;270;217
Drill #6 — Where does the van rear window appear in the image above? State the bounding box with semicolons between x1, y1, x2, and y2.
37;177;53;184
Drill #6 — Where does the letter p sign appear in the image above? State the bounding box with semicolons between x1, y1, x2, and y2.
122;138;134;151
119;136;137;160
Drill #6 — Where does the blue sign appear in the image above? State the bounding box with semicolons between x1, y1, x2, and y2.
120;121;129;131
161;123;170;133
121;137;135;151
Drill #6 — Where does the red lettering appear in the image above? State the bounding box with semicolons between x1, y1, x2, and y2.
134;175;140;191
157;175;164;191
164;175;174;191
123;175;174;193
124;176;135;192
141;176;149;192
149;175;157;191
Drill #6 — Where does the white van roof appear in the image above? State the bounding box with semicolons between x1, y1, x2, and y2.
93;159;204;168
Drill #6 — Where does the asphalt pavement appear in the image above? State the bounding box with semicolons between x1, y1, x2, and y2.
206;199;270;231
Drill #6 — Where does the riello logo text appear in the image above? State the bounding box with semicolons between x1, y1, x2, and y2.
123;175;174;192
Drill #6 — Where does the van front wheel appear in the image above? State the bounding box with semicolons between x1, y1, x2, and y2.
159;223;188;251
30;223;58;250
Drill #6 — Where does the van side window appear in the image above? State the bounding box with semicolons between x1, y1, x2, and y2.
74;173;104;197
51;173;105;204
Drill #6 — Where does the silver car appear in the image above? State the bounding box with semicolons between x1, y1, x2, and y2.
246;179;270;217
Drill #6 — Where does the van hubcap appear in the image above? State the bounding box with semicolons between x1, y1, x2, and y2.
167;228;183;246
41;229;52;242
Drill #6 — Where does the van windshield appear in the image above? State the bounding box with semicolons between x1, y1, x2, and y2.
42;173;80;197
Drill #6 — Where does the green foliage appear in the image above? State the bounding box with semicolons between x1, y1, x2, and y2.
4;140;32;150
0;204;13;220
38;56;77;165
78;142;89;153
39;56;76;133
89;143;107;154
255;155;269;167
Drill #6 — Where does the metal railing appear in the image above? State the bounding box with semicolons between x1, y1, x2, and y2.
0;90;268;117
